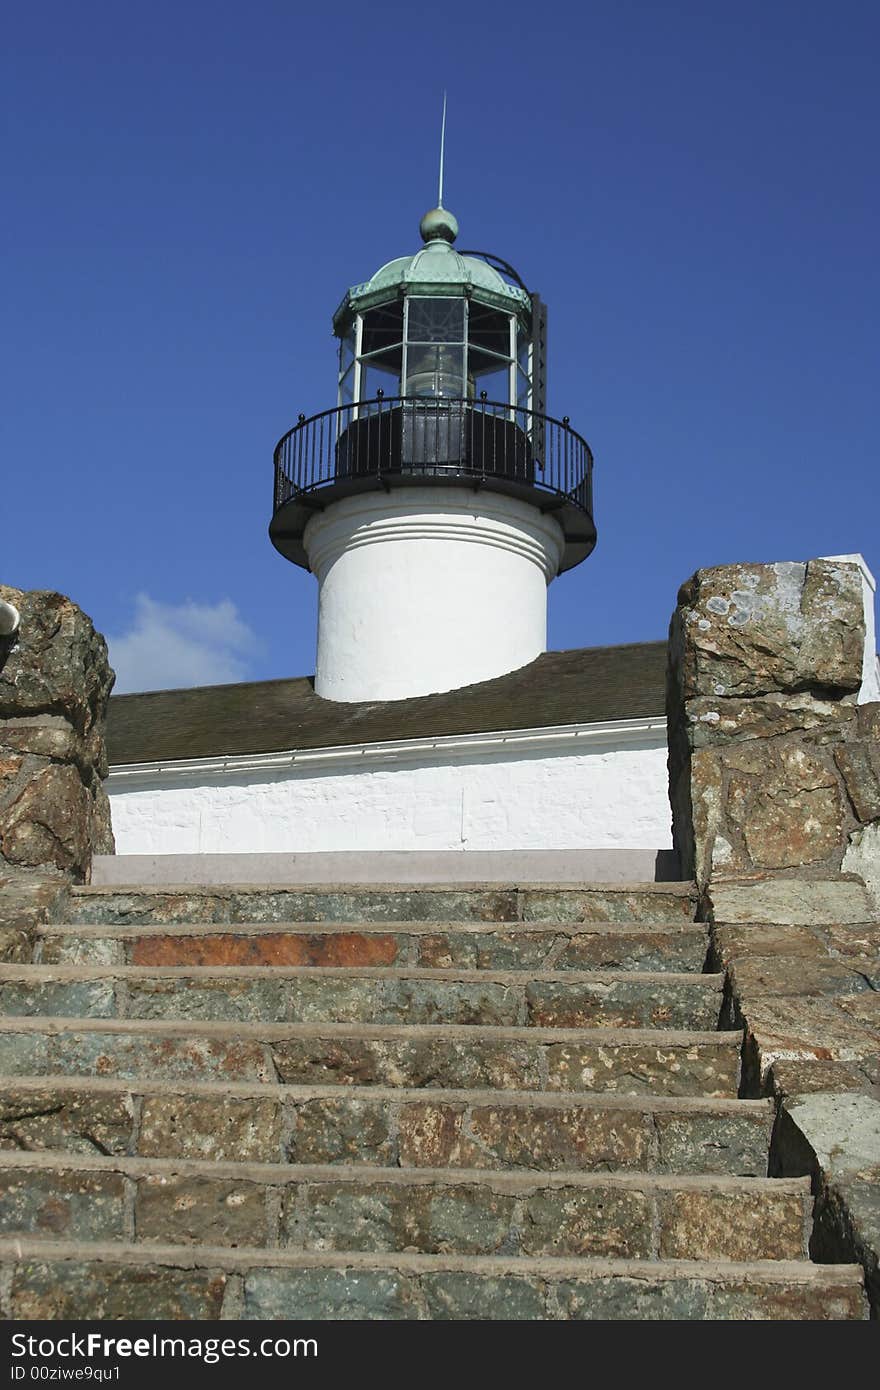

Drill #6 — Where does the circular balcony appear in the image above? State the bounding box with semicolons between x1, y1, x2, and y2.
269;396;596;572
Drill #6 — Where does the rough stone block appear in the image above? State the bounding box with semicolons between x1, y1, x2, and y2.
785;1091;880;1177
768;1058;874;1097
544;1038;740;1097
525;976;721;1030
131;931;402;968
686;693;855;748
243;1267;420;1320
288;1097;394;1166
653;1109;772;1175
135;1175;268;1246
290;1182;516;1256
127;978;289;1024
519;888;696;924
0;1088;133;1156
272;1034;543;1091
713;922;825;960
0;1031;49;1074
398;1102;651;1172
421;1271;545;1320
822;1176;880;1315
8;1260;226;1319
417;931;555;971
0;754;24;793
0;765;92;874
730;956;872;1000
0;587;114;732
724;743;845;870
744;995;880;1070
835;743;880;823
708;1277;866;1320
553;928;708;973
709;878;876;925
0;1168;126;1240
670;560;864;701
138;1095;282;1162
823;923;880;966
266;975;521;1028
0;980;116;1018
41;1029;271;1083
557;1274;710;1320
39;934;125;965
395;1104;486;1169
657;1187;806;1260
520;1186;651;1258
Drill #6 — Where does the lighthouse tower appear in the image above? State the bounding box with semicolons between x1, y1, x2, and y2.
269;206;596;702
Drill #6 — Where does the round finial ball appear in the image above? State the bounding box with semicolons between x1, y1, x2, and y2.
419;207;459;244
0;600;21;637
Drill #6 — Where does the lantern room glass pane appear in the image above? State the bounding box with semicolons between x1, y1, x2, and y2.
339;366;355;407
407;298;465;344
405;345;467;399
471;362;510;405
360;342;403;373
469;303;511;357
516;367;530;411
361;302;404;356
362;359;400;403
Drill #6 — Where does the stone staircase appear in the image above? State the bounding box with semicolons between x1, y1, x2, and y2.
0;881;868;1320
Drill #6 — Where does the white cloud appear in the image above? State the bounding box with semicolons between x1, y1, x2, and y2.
107;594;263;694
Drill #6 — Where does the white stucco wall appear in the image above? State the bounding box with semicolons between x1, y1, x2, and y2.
108;720;672;856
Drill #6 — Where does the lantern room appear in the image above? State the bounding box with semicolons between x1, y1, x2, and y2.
334;208;536;413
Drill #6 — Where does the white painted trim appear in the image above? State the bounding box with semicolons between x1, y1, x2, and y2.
107;715;668;786
304;492;564;580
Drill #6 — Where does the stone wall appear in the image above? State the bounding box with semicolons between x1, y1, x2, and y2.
0;585;115;883
667;555;880;1313
667;558;880;897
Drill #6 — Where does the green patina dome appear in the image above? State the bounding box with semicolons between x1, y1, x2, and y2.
333;209;529;332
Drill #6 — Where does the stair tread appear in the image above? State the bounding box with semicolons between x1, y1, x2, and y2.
1;964;722;985
0;1236;858;1282
0;1150;811;1190
0;1015;737;1043
40;921;706;936
0;1073;766;1108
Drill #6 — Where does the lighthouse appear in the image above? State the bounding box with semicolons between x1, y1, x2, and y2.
269;205;596;702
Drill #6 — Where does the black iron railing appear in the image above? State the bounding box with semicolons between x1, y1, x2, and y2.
272;396;593;520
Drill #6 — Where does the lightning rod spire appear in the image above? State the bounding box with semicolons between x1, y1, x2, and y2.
438;91;447;209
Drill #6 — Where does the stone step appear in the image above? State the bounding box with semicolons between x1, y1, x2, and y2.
0;1077;774;1173
0;1240;866;1319
0;966;724;1030
65;881;698;927
36;920;710;973
0;1018;742;1094
0;1152;812;1262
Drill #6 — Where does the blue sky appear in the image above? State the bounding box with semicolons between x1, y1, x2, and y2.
3;1;878;692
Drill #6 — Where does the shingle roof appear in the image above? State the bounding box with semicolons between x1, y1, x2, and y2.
106;642;667;766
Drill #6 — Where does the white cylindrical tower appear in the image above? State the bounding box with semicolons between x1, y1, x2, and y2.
270;208;596;703
305;488;564;702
